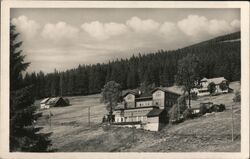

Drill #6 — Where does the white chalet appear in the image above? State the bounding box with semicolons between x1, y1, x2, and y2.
192;77;230;96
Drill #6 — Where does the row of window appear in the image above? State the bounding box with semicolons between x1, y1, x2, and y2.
115;116;147;122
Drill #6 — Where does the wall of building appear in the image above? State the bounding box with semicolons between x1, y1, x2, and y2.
152;90;165;109
124;94;135;108
136;100;152;107
145;116;159;131
165;92;179;107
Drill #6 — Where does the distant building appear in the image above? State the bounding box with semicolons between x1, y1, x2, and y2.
113;86;182;131
40;97;69;109
40;98;50;109
192;77;230;96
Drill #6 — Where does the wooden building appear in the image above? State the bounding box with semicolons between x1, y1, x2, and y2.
40;97;69;109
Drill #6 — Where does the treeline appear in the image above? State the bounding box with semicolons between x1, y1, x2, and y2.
23;32;241;99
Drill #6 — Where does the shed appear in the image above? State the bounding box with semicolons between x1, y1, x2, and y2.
46;97;69;107
145;108;168;131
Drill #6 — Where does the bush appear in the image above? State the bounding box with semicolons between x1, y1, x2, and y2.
64;98;70;105
209;104;226;113
208;82;216;94
233;91;241;102
210;104;220;112
169;104;183;124
183;108;193;119
218;104;226;112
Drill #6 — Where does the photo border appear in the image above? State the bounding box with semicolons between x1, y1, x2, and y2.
1;1;249;159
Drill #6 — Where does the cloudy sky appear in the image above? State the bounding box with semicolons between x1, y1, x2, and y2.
10;8;240;73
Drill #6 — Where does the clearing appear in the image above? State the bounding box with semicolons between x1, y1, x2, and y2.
36;81;241;152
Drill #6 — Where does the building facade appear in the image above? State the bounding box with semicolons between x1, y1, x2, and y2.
113;87;182;131
191;77;230;96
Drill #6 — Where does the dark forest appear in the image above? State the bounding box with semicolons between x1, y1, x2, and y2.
22;32;241;99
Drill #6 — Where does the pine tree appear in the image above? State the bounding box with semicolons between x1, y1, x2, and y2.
10;24;52;152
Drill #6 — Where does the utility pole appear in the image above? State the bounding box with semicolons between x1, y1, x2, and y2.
49;110;52;129
88;106;90;126
231;104;234;142
60;74;63;97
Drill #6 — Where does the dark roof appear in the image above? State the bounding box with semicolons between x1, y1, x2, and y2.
147;109;164;117
201;77;227;85
115;106;158;111
152;86;183;95
46;97;69;106
122;89;140;97
135;96;152;101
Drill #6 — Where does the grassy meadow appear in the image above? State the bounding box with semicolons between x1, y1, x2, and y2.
36;81;241;152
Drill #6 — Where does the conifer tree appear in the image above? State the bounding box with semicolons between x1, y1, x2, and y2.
10;24;52;152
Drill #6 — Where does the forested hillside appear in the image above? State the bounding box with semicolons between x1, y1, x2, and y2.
23;32;240;99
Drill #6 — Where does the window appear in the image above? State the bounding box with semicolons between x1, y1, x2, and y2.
121;118;123;122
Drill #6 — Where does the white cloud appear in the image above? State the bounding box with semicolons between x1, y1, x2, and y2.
126;16;160;33
177;15;208;38
41;22;79;42
11;15;40;40
81;21;128;40
159;22;179;36
177;15;241;40
231;19;240;29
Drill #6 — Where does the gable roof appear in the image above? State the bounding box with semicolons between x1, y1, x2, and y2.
208;77;227;85
122;90;140;97
147;108;164;117
201;77;227;85
152;86;183;95
40;97;50;104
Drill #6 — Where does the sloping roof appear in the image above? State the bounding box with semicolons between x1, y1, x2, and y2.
40;98;50;104
152;86;183;95
201;78;208;82
147;109;164;117
122;89;140;97
47;97;60;105
207;77;227;85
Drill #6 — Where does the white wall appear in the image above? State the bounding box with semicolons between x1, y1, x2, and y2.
152;90;165;108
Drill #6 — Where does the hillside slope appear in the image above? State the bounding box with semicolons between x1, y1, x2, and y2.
26;31;241;98
37;81;241;152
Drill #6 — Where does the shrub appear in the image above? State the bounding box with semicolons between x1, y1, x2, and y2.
64;98;70;105
233;91;241;102
218;104;226;112
183;108;193;119
209;104;226;113
169;104;184;124
210;104;220;112
208;82;216;94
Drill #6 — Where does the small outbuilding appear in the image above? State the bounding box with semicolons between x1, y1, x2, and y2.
46;97;69;107
40;97;70;109
145;108;168;131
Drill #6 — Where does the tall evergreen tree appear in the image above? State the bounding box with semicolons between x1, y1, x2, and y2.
10;24;52;152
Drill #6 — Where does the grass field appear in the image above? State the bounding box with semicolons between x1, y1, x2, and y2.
36;81;241;152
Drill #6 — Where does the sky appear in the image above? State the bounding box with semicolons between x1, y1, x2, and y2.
10;8;240;73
